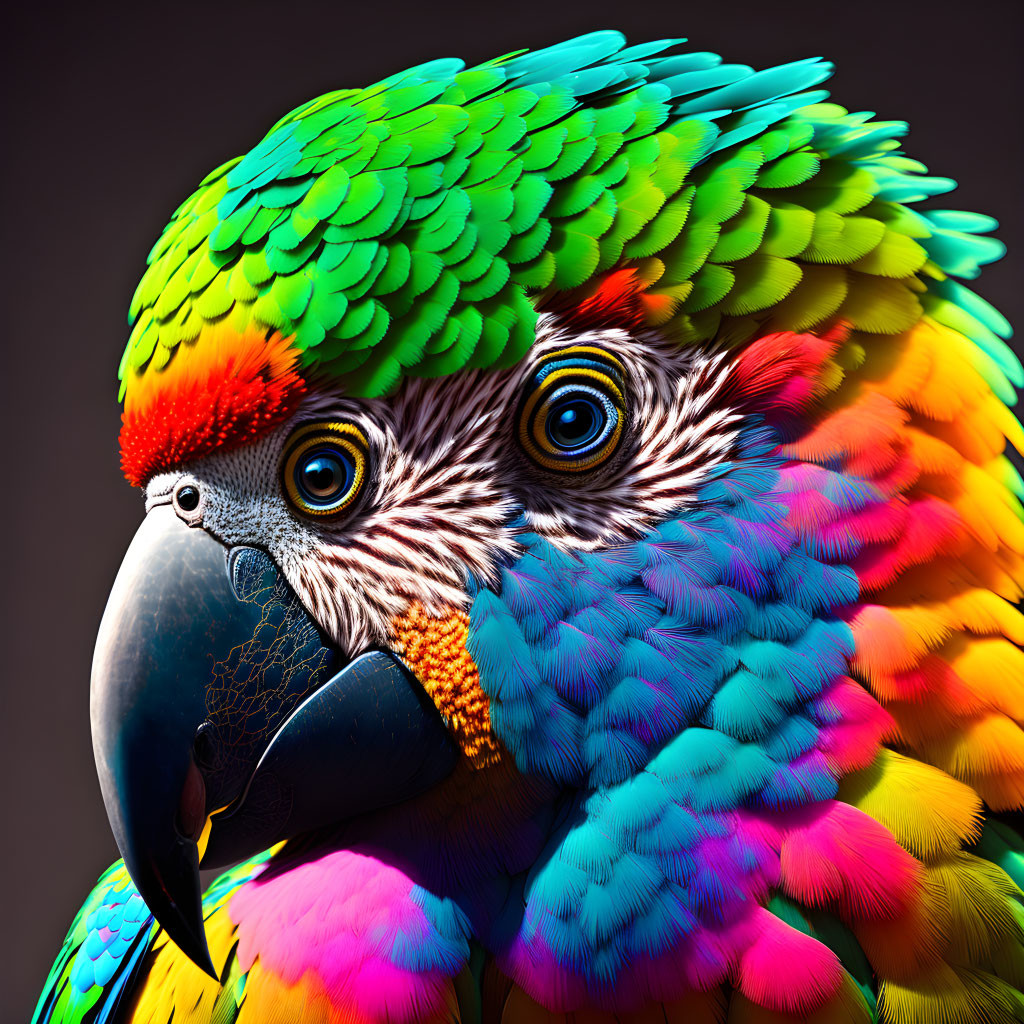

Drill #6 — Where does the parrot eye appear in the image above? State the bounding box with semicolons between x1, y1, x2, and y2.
518;346;626;473
175;485;201;512
282;422;369;517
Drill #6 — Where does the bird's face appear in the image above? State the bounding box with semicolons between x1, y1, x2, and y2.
151;318;735;651
91;305;756;972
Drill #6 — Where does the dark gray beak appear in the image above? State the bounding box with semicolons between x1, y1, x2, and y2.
90;505;457;975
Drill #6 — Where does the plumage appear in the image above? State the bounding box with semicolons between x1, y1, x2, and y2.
33;28;1024;1024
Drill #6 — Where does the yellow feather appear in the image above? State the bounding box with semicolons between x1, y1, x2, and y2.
839;749;983;860
971;771;1024;812
943;589;1024;645
130;907;237;1023
929;413;1007;467
960;547;1024;603
945;638;1024;718
860;331;927;408
949;463;1024;555
986;394;1024;456
909;321;991;421
878;963;1024;1024
235;967;332;1024
888;606;956;655
838;749;982;860
923;852;1022;963
857;588;1024;664
989;906;1024;989
921;712;1024;779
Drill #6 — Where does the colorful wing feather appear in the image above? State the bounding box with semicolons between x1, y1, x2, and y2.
33;863;154;1024
33;855;274;1024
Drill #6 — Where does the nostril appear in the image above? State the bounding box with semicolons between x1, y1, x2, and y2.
176;485;201;513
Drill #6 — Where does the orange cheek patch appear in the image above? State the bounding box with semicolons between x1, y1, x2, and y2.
390;603;502;769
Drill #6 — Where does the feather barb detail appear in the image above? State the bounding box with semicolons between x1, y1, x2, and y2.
119;327;306;486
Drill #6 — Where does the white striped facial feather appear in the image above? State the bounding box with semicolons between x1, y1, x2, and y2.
143;315;744;655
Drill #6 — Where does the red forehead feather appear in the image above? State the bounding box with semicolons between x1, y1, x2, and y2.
541;268;648;333
119;328;306;487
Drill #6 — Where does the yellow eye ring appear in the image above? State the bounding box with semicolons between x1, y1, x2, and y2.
282;422;369;517
517;347;627;474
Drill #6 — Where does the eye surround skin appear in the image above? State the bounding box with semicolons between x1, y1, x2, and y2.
518;346;627;474
282;422;369;517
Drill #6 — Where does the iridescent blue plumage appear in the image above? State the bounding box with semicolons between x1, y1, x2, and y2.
463;421;858;1000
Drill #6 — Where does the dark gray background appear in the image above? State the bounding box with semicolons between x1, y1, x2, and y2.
2;0;1020;1018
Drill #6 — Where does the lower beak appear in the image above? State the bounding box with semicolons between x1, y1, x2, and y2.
90;505;457;975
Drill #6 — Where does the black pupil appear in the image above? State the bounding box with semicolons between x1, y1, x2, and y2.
298;449;351;504
547;397;604;450
176;485;200;512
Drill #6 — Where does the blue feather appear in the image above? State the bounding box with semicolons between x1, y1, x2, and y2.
708;670;790;738
463;417;864;985
763;713;820;762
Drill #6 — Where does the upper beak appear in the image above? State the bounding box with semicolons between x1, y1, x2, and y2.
90;505;458;975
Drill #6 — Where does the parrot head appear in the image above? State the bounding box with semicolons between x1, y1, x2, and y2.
96;267;800;974
86;31;1014;1013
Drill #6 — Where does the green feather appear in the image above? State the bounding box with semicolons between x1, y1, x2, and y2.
116;33;1008;400
721;253;802;314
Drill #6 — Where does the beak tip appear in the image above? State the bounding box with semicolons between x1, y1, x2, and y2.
121;844;218;983
196;949;218;981
162;909;218;980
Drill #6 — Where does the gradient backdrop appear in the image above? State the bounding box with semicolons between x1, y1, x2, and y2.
2;0;1020;1017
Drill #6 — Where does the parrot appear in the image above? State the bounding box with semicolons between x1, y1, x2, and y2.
31;27;1024;1024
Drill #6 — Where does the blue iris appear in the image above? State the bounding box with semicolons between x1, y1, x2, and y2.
295;446;354;508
